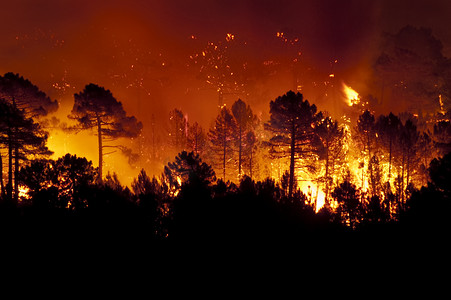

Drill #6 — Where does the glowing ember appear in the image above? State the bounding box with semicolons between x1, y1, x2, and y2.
225;33;235;42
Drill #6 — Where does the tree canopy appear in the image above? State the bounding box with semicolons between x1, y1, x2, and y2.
0;72;58;118
69;83;142;181
265;91;319;198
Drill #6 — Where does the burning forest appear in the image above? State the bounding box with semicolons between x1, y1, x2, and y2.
0;0;451;254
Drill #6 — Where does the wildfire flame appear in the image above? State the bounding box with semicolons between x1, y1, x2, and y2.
298;181;325;212
342;82;360;106
18;185;31;200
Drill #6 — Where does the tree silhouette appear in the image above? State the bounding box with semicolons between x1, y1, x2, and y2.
165;151;215;189
433;119;451;156
69;84;142;182
354;110;376;193
0;99;51;202
0;73;57;202
265;91;319;198
0;72;58;118
397;119;419;204
131;169;154;196
314;114;345;205
168;108;187;153
376;113;402;180
243;130;258;178
131;169;161;238
428;152;451;196
165;151;216;240
208;107;237;181
404;152;451;232
231;99;258;177
187;121;207;156
332;179;361;229
18;154;96;210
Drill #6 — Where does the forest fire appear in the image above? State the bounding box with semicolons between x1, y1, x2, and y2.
0;0;451;248
342;83;360;107
18;186;30;201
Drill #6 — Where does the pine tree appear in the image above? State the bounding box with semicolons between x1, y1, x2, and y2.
354;110;376;192
0;73;57;202
265;91;319;198
0;99;51;202
208;107;237;181
69;83;142;182
0;72;58;118
314;114;345;205
231;99;257;177
398;119;419;204
187;121;207;156
376;113;402;181
332;180;361;229
168;109;187;153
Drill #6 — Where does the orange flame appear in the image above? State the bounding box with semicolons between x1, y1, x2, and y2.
342;82;360;106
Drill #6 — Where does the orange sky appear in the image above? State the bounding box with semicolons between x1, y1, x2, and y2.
1;0;450;185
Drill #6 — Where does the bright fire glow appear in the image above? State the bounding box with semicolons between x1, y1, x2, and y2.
342;82;360;106
297;180;325;212
18;185;31;200
226;33;235;42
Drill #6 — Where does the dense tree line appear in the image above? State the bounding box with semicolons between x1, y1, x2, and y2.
2;82;450;236
0;59;450;246
1;148;449;246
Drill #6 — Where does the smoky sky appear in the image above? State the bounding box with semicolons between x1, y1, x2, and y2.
2;0;450;59
1;0;450;125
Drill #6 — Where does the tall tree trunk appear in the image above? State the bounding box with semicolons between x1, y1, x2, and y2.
367;132;373;196
194;127;199;154
406;150;411;192
288;120;296;199
7;130;13;202
222;125;226;181
324;144;330;206
14;143;19;202
388;137;392;180
97;117;103;183
238;125;242;177
0;153;4;199
249;148;253;179
401;153;405;205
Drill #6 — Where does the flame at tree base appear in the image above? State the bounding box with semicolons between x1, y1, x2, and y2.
298;181;326;212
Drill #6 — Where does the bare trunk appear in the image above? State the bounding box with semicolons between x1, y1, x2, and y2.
14;143;19;202
388;138;392;180
0;153;4;199
249;149;253;179
194;128;199;154
97;117;103;183
367;133;373;196
238;126;242;177
7;130;13;202
288;120;296;199
406;150;411;192
324;144;330;206
401;153;405;205
223;125;226;181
